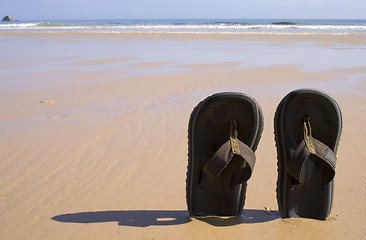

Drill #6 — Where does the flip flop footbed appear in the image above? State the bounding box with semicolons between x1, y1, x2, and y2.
186;92;263;216
275;89;342;220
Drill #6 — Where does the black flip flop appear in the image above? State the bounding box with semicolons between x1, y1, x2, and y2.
274;89;342;220
186;92;263;216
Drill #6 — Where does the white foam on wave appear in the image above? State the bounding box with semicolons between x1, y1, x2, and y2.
74;30;359;36
2;22;366;30
96;24;366;30
0;22;38;29
2;21;366;35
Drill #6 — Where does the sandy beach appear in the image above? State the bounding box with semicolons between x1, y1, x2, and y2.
1;31;366;239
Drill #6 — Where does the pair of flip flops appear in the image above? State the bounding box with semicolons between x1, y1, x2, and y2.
186;89;342;220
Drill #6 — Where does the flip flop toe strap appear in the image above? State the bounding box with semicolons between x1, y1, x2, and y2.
287;137;337;186
199;138;256;186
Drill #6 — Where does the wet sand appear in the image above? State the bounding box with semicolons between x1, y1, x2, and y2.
1;32;366;239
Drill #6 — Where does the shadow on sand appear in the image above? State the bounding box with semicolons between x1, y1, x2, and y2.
52;209;279;227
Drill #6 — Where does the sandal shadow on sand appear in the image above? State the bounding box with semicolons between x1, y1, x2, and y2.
186;92;263;216
274;89;342;220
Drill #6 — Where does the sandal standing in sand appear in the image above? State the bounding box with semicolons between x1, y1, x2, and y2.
274;89;342;220
186;92;263;216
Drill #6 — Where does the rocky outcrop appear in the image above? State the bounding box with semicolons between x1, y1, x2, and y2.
2;15;17;21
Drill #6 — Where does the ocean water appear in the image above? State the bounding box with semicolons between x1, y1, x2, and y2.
1;19;366;35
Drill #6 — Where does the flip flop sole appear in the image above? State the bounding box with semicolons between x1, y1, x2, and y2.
186;92;263;216
274;89;342;220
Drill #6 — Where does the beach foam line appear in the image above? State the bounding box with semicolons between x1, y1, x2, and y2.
6;30;364;36
2;22;366;30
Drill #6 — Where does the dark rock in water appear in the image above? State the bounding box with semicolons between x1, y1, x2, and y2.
272;22;296;25
2;15;17;21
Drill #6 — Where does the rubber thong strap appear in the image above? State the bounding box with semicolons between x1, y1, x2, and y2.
287;117;337;186
200;120;256;186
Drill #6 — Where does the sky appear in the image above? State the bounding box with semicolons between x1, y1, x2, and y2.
1;0;365;20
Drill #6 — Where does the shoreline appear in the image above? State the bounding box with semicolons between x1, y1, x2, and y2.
1;30;366;44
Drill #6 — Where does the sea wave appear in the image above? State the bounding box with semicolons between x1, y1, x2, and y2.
1;20;366;34
0;22;38;28
79;30;360;36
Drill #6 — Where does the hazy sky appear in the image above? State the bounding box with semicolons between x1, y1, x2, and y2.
1;0;365;20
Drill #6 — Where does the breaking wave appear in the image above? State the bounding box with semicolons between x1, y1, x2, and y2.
1;19;366;35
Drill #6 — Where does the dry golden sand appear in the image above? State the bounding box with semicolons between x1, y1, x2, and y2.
0;32;366;239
